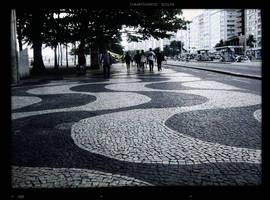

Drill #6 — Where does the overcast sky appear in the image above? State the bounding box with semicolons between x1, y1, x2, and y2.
181;9;204;21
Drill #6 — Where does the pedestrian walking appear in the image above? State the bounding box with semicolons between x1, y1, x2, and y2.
148;48;155;72
100;49;113;79
78;46;86;75
133;50;141;71
124;52;132;72
140;50;147;72
156;49;165;71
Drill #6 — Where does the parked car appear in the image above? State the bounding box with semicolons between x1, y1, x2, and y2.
235;55;250;62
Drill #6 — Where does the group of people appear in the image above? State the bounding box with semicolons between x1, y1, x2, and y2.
98;48;167;79
124;48;166;73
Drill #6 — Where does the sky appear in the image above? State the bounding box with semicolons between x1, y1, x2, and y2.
24;9;204;58
181;9;204;21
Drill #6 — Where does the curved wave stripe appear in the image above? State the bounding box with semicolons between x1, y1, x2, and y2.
11;69;262;186
71;78;261;165
12;96;42;110
12;166;152;188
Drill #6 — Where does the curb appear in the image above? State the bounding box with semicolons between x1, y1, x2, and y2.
164;63;261;80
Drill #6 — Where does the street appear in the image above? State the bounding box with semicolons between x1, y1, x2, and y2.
166;59;262;78
11;61;261;188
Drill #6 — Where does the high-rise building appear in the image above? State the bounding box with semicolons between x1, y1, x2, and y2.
189;14;201;53
210;9;244;51
125;9;261;56
245;9;261;48
244;9;261;59
188;9;244;52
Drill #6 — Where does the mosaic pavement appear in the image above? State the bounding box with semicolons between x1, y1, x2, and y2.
11;67;262;188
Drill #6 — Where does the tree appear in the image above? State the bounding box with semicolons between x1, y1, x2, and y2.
162;40;185;57
16;8;60;73
153;47;161;54
226;36;239;46
215;40;225;48
66;9;187;68
246;34;256;48
215;37;240;48
42;9;75;69
65;44;69;68
169;40;184;56
110;43;124;55
163;45;172;56
30;9;47;74
122;9;187;42
16;8;188;73
43;9;61;69
15;9;26;52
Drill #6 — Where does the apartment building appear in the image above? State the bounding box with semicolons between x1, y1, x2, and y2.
187;9;244;52
245;9;261;47
125;9;261;57
189;15;201;53
245;9;261;58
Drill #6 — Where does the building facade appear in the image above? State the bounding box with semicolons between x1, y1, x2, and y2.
245;9;261;59
188;9;244;53
124;9;261;59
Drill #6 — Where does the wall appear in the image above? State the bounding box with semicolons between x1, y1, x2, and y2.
18;48;30;79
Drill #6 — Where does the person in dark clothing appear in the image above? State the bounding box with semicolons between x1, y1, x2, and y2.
78;45;86;75
100;49;113;79
133;50;141;71
124;52;132;72
156;49;165;71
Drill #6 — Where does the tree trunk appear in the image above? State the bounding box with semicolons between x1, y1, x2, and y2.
89;53;91;67
54;44;58;69
90;42;100;69
60;43;63;66
66;43;68;68
91;50;100;69
32;40;46;74
31;9;46;74
78;40;85;66
74;42;76;66
57;45;60;66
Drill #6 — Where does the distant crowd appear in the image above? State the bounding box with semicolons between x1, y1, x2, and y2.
123;48;166;73
76;48;167;79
